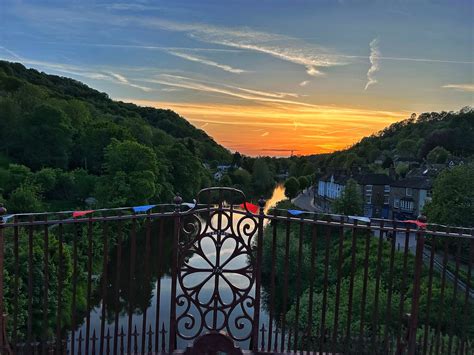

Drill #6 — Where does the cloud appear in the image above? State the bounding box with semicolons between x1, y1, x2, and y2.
109;72;128;83
106;3;163;11
108;71;153;91
299;80;310;87
166;50;246;73
441;84;474;92
261;131;269;137
228;86;299;99
0;46;23;60
138;18;347;76
365;38;380;90
142;74;311;107
0;47;153;92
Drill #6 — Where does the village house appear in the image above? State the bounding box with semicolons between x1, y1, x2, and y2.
317;172;392;217
356;173;393;218
390;176;432;219
317;172;348;200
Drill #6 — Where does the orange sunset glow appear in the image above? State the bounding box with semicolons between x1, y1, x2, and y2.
3;1;471;157
125;99;409;156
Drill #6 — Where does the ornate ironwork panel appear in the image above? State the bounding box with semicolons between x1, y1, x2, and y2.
172;188;263;347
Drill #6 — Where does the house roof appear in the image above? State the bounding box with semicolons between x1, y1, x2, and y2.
320;173;350;184
320;173;393;186
391;177;432;189
354;173;393;185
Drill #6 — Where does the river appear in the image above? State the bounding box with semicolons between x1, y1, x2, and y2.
73;184;287;352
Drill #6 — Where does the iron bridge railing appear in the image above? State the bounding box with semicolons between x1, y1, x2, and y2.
0;187;472;354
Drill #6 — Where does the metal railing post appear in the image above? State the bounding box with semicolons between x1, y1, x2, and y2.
169;193;182;352
251;196;266;351
407;216;426;354
0;205;11;354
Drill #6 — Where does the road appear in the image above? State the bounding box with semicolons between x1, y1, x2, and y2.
292;187;322;212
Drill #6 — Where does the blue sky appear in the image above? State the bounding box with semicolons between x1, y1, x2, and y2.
0;0;472;155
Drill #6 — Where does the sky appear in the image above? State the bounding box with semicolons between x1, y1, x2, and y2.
0;0;473;156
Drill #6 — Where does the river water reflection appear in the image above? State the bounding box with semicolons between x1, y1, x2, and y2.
74;184;287;352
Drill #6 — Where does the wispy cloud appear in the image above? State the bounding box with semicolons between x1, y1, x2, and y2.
229;86;299;99
0;46;153;92
441;84;474;92
0;46;23;60
365;38;380;90
106;3;163;11
261;131;269;137
299;80;310;87
139;18;347;76
166;50;246;73
109;71;153;92
142;74;310;107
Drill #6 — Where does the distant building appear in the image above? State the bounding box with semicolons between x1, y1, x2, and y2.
318;173;348;200
356;173;393;218
214;171;224;181
275;171;289;180
217;165;232;172
317;172;392;218
390;177;432;219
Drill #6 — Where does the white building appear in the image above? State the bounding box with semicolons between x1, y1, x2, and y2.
317;173;348;200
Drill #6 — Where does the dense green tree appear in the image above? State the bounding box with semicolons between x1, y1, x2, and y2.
0;97;21;154
396;138;417;158
166;142;206;199
70;169;98;201
284;177;300;199
343;152;364;170
104;139;158;176
75;120;131;173
332;178;363;215
96;140;162;206
220;174;232;187
426;146;450;164
231;168;251;187
297;176;309;192
3;164;32;194
425;165;474;227
382;156;394;168
395;162;409;178
251;158;275;194
21;104;73;169
7;184;43;213
232;152;243;167
122;116;154;146
29;167;57;193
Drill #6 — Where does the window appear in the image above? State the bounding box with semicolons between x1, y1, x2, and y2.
366;185;373;193
384;195;390;205
366;195;372;204
406;188;413;197
394;198;400;208
400;200;414;211
384;185;391;193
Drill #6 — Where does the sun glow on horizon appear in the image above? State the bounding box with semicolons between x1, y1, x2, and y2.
121;98;410;156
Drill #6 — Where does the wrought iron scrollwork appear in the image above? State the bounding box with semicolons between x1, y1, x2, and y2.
174;188;261;344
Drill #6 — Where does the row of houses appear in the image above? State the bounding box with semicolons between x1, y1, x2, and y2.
316;172;433;219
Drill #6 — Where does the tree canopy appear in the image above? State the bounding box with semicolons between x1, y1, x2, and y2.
425;165;474;227
0;60;233;211
284;177;300;199
332;178;363;215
